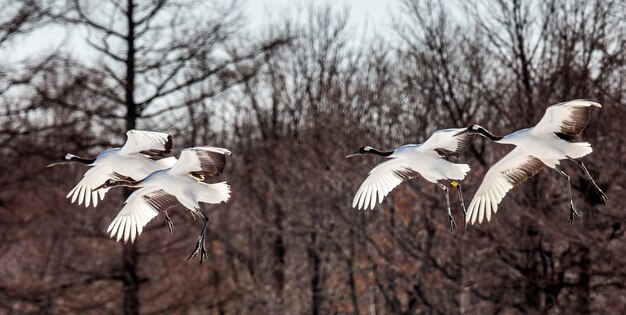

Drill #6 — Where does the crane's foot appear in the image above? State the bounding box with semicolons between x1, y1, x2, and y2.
596;188;608;205
568;204;580;225
187;235;209;264
448;215;457;232
164;211;174;234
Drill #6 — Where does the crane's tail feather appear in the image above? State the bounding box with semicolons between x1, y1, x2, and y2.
446;163;471;180
198;182;231;204
567;142;593;159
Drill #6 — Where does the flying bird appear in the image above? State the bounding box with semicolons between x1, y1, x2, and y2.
47;130;176;208
94;146;232;263
346;128;476;230
456;99;607;225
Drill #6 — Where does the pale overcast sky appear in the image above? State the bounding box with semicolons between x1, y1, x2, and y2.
246;0;398;28
1;0;401;64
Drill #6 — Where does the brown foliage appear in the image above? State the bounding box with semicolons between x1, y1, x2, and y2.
1;0;625;314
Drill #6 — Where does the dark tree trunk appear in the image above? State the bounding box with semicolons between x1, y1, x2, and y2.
122;243;139;315
122;1;139;314
576;245;591;313
125;0;137;132
309;232;321;315
273;206;286;291
266;141;286;294
348;227;360;315
522;222;542;312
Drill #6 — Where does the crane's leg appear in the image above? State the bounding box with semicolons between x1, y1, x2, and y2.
438;183;455;231
188;208;210;263
450;181;466;221
555;168;578;224
569;158;608;205
164;211;173;234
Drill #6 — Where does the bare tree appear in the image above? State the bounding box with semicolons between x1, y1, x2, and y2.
1;0;285;313
42;0;285;312
1;0;625;314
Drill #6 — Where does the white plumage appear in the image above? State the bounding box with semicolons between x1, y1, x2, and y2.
351;146;470;210
97;146;232;263
466;147;543;224
461;100;606;225
49;130;175;207
107;186;162;243
348;128;475;229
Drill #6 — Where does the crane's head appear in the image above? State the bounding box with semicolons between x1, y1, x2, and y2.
93;178;140;191
468;124;483;132
345;146;374;158
46;154;77;167
455;124;483;135
93;179;120;191
455;125;503;141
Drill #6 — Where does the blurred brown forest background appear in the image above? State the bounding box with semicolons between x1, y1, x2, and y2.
1;0;625;314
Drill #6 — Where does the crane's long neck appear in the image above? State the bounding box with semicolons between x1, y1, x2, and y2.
364;147;394;157
110;179;143;188
473;126;504;142
48;154;97;167
95;178;143;191
66;154;97;165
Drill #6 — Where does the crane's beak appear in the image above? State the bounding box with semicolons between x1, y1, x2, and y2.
46;161;65;168
345;152;361;158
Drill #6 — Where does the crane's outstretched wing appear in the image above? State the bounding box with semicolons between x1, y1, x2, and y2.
466;148;545;224
119;130;173;159
531;99;602;141
107;188;179;243
420;128;476;158
168;146;231;178
67;166;115;207
67;155;174;208
352;156;420;210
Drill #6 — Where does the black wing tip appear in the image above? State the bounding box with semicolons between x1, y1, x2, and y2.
139;134;173;160
164;135;173;153
112;172;135;181
140;150;169;160
143;189;179;212
435;148;457;158
557;106;595;141
435;133;476;159
192;150;228;178
393;168;420;181
207;147;231;156
555;132;575;142
457;133;477;152
501;156;545;186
